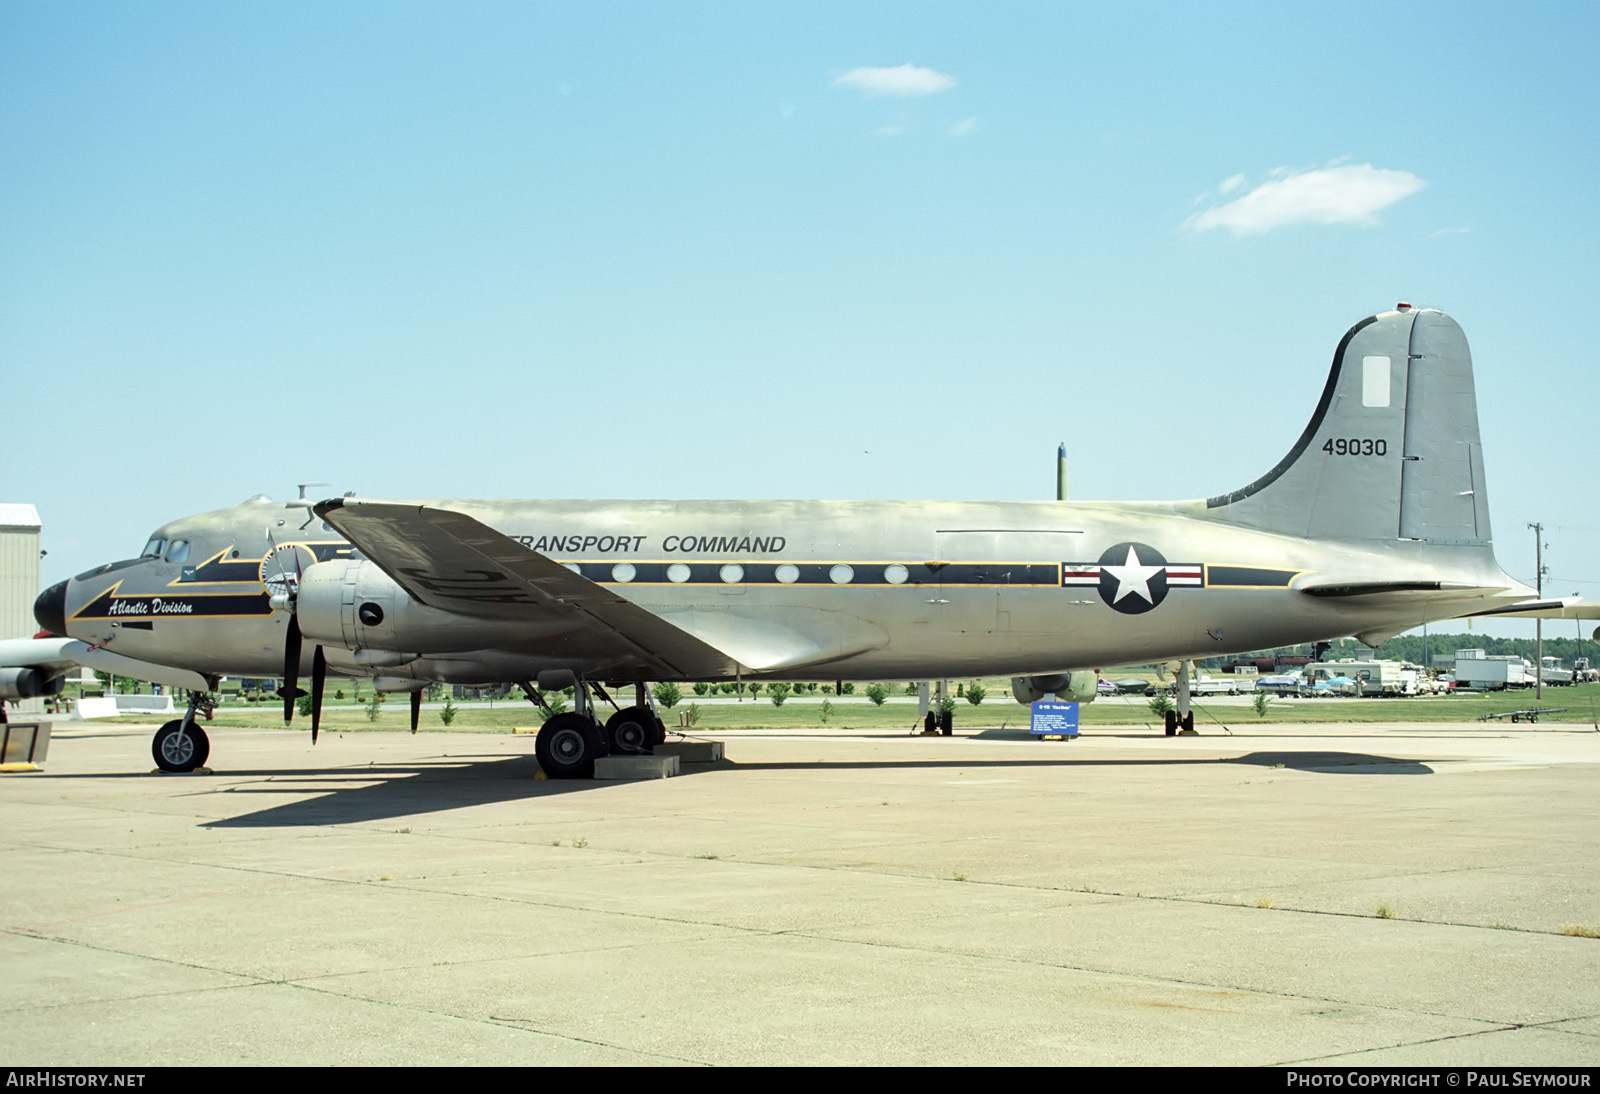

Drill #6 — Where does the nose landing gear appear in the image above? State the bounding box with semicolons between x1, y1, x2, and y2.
152;692;214;773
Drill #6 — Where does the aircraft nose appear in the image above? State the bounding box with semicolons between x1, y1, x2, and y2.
34;580;68;637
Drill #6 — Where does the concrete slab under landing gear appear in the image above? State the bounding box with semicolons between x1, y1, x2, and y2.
654;739;724;763
593;753;680;780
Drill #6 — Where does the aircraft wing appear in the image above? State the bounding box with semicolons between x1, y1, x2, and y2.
0;636;211;692
314;500;743;679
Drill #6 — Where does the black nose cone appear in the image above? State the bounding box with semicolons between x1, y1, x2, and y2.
34;580;68;637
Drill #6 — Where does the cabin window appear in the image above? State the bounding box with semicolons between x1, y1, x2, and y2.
775;564;799;584
667;563;691;583
829;564;854;585
719;564;744;584
611;563;636;583
884;564;909;585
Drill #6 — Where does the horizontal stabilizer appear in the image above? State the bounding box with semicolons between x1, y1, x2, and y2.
1300;581;1448;598
1462;597;1600;621
0;636;210;692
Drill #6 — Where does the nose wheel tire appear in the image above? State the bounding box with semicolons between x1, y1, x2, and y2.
535;713;604;778
153;720;210;773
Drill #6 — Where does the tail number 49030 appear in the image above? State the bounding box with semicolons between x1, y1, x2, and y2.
1322;438;1387;456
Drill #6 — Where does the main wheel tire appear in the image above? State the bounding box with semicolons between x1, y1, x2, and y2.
606;706;664;752
536;713;604;778
153;720;210;773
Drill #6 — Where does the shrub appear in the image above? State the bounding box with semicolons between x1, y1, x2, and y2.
652;682;682;709
1148;693;1174;717
768;683;790;706
1252;691;1271;717
966;683;986;706
865;683;889;706
439;698;458;726
820;699;832;724
693;682;709;696
365;695;383;722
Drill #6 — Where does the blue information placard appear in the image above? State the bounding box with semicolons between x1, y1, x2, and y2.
1029;700;1080;737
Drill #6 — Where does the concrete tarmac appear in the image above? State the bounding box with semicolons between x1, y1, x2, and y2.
3;719;1599;1066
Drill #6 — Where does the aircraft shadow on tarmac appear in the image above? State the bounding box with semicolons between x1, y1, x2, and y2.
197;754;584;827
171;746;1432;829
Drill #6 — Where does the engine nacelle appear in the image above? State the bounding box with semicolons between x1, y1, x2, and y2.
1011;672;1097;705
295;559;536;657
0;667;65;700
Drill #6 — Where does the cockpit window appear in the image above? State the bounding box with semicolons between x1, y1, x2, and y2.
165;540;190;564
140;537;166;559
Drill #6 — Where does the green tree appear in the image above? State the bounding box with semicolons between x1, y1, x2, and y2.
652;682;682;709
768;683;790;706
865;683;889;706
439;698;458;725
966;683;986;706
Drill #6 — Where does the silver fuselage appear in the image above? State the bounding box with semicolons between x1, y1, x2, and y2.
52;494;1528;686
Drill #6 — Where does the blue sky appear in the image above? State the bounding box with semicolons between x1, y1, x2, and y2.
4;2;1596;643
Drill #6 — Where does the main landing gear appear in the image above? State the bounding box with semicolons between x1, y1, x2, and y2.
152;692;214;773
1164;662;1196;737
525;679;667;779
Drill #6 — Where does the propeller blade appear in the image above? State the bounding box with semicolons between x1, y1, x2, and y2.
281;615;302;725
410;689;421;735
311;645;326;745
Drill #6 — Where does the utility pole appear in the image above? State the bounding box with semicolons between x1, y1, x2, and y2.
1529;523;1544;700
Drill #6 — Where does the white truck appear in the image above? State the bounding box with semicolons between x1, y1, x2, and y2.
1452;649;1534;690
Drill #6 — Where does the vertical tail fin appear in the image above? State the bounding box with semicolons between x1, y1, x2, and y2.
1205;307;1491;546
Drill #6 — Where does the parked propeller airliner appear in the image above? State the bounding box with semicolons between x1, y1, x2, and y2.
8;306;1585;777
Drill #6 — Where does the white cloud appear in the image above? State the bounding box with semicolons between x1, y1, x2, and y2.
1431;226;1471;237
876;124;909;137
949;116;978;137
1219;173;1247;194
832;63;956;97
1186;164;1426;235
